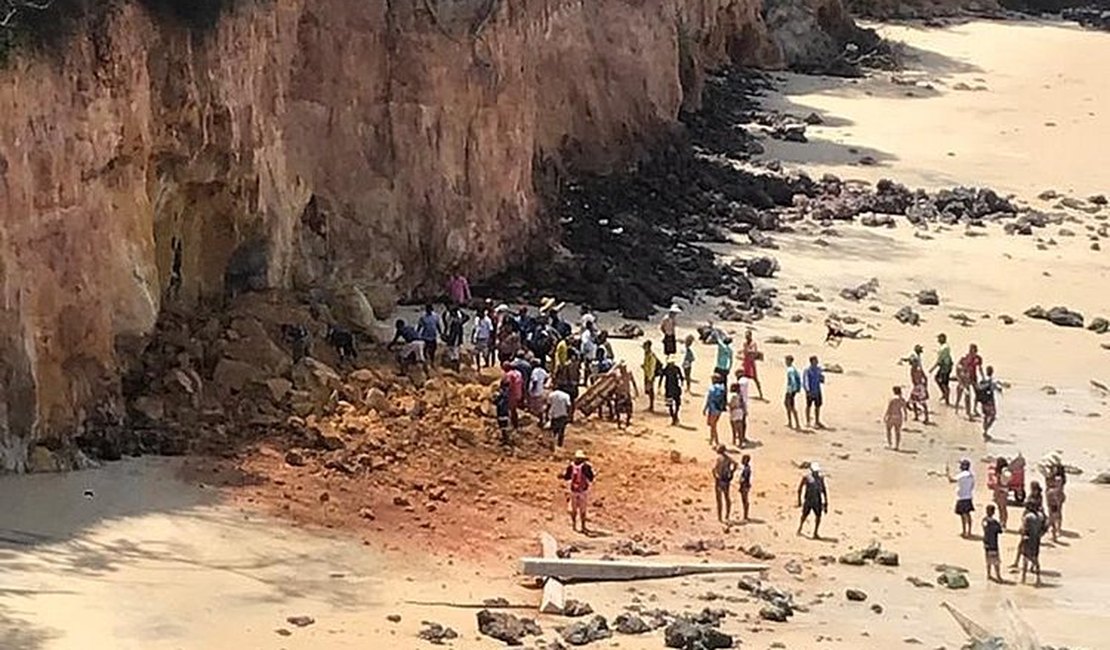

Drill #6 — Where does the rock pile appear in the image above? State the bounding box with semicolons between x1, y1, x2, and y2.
476;610;542;646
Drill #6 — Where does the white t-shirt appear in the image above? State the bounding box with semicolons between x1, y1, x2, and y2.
738;376;752;410
475;316;493;340
530;367;549;397
549;390;572;419
956;470;975;500
580;329;597;359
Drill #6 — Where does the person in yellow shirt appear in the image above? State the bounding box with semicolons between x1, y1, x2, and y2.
553;335;569;376
642;340;661;412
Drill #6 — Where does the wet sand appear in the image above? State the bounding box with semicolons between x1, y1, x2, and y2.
4;18;1110;650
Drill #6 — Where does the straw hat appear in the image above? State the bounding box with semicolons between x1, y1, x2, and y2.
574;450;587;460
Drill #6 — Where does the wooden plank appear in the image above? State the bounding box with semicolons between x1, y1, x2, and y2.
521;557;768;582
575;372;618;414
539;531;565;614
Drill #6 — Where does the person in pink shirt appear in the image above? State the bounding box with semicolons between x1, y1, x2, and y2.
446;272;471;306
502;362;523;429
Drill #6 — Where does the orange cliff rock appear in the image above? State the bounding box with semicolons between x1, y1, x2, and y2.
0;0;858;470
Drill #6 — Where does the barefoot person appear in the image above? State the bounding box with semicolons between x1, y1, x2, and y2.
976;365;1001;440
983;504;1004;583
728;382;747;448
660;356;685;426
931;333;954;406
1020;500;1046;586
1046;474;1066;543
802;355;825;429
704;374;727;447
641;341;661;412
741;330;764;400
661;305;680;356
988;457;1011;529
956;344;984;419
738;454;753;522
909;353;931;425
883;386;909;450
947;458;976;538
796;463;828;539
784;356;803;430
613;362;637;429
681;334;696;393
561;450;595;534
712;445;737;524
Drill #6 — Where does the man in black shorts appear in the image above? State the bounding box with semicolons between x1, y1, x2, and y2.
712;445;737;524
796;463;828;539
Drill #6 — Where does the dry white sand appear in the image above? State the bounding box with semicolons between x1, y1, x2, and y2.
758;19;1110;198
3;18;1109;650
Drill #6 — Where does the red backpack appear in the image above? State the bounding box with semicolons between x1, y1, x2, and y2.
570;463;590;492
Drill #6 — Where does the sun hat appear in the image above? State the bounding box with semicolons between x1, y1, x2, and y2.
574;450;586;459
810;462;821;473
668;304;682;314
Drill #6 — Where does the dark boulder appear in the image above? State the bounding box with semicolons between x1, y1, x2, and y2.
476;610;542;646
560;615;612;646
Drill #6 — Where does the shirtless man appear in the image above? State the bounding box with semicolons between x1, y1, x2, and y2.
956;344;984;419
796;463;828;539
612;362;638;428
712;445;737;524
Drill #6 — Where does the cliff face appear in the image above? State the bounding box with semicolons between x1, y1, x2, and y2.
0;0;852;470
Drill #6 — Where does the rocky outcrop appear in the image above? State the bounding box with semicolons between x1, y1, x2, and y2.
0;0;865;470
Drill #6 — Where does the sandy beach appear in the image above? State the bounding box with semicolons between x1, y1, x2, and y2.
3;18;1109;650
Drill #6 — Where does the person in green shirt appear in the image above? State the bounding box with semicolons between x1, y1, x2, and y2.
930;333;954;406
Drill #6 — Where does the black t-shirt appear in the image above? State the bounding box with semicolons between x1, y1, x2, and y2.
982;518;1002;551
661;364;684;397
803;474;825;506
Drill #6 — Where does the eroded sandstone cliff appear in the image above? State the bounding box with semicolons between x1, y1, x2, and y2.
0;0;864;470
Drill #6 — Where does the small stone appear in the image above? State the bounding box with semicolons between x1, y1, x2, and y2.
846;589;868;602
916;289;940;306
839;551;866;566
614;613;651;635
871;603;884;614
284;449;307;467
875;551;900;566
286;615;315;627
387;614;401;623
560;615;612;645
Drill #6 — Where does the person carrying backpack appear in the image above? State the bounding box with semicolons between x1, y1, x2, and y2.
561;450;596;533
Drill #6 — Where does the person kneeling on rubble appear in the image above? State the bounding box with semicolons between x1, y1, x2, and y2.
389;319;427;372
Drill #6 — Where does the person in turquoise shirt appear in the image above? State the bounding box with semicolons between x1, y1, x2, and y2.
714;333;734;378
784;355;802;430
703;375;728;447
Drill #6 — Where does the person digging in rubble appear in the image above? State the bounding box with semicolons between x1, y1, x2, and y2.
562;450;595;534
389;319;426;371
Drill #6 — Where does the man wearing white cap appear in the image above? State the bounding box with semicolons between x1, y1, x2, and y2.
661;305;680;356
796;463;828;539
947;458;976;538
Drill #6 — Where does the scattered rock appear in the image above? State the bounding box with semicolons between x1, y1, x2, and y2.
387;614;402;623
916;289;940;306
418;621;459;645
937;570;969;589
562;600;595;618
1046;306;1084;328
614;613;652;635
1088;317;1109;334
905;576;933;589
560;615;612;645
1025;305;1048;320
1091;472;1110;485
875;551;900;566
663;619;734;649
894;306;921;326
846;589;868;602
795;292;823;302
476;610;542;646
760;604;791;622
747;256;780;278
999;314;1015;325
824;363;844;374
860;213;896;227
744;545;776;560
871;603;884;614
286;615;315;627
284;449;307;467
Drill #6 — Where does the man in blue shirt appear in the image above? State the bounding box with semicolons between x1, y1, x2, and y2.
390;319;426;370
802;355;825;429
784;355;802;430
416;304;442;366
703;374;728;447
